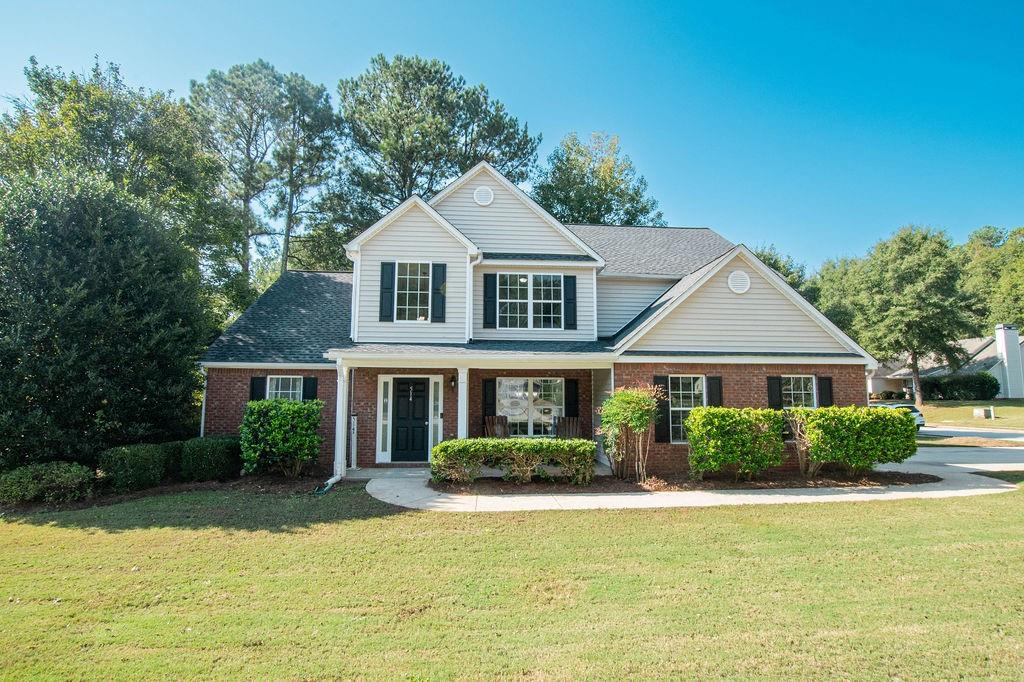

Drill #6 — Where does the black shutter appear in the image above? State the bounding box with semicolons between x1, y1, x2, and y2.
483;378;497;430
817;376;834;407
379;262;395;322
706;376;723;407
563;275;577;330
653;375;670;443
565;379;579;418
483;273;497;328
431;263;446;323
767;376;783;409
302;376;318;401
249;376;266;401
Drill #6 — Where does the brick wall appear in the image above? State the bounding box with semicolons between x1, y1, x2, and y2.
467;369;594;439
203;367;338;473
612;362;868;475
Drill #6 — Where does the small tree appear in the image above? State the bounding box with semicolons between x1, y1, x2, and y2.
599;386;662;482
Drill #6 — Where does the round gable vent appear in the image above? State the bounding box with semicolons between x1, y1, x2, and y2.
473;185;494;206
727;270;751;294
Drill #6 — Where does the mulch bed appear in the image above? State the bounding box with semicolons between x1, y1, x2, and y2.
430;469;941;496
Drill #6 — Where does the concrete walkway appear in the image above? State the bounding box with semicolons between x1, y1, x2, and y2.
361;446;1022;512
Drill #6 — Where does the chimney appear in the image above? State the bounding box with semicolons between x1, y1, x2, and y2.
994;324;1024;399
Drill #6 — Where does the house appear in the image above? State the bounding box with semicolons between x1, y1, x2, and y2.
201;161;876;481
868;324;1024;399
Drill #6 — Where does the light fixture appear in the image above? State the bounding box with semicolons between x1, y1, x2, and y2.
449;375;457;389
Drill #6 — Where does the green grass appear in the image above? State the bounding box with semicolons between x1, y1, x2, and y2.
977;471;1024;485
920;399;1024;430
2;484;1024;679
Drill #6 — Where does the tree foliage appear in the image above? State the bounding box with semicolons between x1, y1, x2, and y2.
802;257;865;334
532;132;665;226
957;225;1024;329
753;243;807;290
0;171;210;469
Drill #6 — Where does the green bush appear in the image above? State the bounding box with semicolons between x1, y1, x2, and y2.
240;400;324;477
599;385;662;481
794;406;917;473
160;440;185;479
179;437;242;482
430;438;597;485
97;444;167;493
0;462;95;506
685;408;785;480
922;372;1000;401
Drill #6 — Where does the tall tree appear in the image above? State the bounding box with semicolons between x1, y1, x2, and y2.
957;225;1024;330
856;226;982;406
752;244;807;290
532;132;666;226
336;54;540;225
190;60;285;308
803;257;864;336
271;73;340;274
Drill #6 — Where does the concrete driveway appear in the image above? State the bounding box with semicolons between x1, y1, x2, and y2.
919;425;1024;442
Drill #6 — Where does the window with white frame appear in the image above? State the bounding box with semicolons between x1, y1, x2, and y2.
532;274;563;329
669;375;705;443
395;262;431;322
781;375;816;408
497;273;564;330
498;273;530;328
496;377;565;436
267;376;303;401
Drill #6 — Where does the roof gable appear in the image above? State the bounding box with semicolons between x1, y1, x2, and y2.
345;195;478;256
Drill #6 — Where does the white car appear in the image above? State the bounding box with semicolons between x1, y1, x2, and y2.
876;403;925;430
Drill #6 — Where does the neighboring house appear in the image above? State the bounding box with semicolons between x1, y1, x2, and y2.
201;161;876;480
868;324;1024;399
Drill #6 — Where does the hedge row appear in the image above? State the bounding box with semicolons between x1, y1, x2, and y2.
431;438;597;485
0;462;95;505
921;372;1000;401
685;408;786;480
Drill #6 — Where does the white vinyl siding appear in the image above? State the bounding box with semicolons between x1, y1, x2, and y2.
357;204;468;343
630;254;850;353
474;264;597;341
596;277;674;337
433;173;586;255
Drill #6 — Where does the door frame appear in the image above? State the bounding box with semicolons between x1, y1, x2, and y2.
376;374;444;463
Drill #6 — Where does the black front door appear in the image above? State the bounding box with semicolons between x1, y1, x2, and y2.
392;378;429;462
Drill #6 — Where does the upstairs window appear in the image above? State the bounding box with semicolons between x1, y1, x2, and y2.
532;274;563;329
781;375;816;408
497;273;563;330
267;376;303;401
395;262;431;322
498;273;530;328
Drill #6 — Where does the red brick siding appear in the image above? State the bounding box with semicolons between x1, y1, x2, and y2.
612;362;868;475
203;367;338;473
467;369;594;439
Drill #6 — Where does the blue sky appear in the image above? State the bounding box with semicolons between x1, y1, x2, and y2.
1;0;1021;268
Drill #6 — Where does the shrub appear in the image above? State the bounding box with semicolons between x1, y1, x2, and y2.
599;386;662;481
921;372;1000;401
430;438;597;485
792;406;917;474
97;444;167;493
160;440;185;480
685;408;785;480
240;400;324;477
179;437;241;482
0;462;95;506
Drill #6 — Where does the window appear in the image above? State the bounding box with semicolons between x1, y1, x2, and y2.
496;377;565;436
395;262;431;322
781;375;816;408
532;274;563;329
498;273;530;328
669;375;705;443
267;376;303;401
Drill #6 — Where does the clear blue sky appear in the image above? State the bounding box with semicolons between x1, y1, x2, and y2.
2;0;1021;268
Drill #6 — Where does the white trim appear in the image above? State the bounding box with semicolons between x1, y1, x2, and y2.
598;272;680;281
465;253;480;341
456;367;469;438
496;271;565;331
592;268;598;341
325;351;614;369
333;361;348;478
781;374;818;409
393;260;433;324
667;374;707;444
376;374;444;463
614;354;871;365
266;375;304;400
480;259;599;268
344;195;479;255
201;362;333;370
428;162;605;266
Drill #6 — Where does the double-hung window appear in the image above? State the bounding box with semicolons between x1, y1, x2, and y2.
497;273;563;329
496;377;565;436
781;376;816;408
267;376;303;401
669;375;705;443
395;262;431;322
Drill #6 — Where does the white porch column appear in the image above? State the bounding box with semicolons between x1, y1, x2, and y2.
334;362;349;478
457;366;469;438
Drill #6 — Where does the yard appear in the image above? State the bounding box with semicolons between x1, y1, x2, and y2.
2;482;1023;679
920;399;1024;430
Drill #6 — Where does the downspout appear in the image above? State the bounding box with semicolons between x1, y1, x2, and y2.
198;366;208;437
316;359;349;494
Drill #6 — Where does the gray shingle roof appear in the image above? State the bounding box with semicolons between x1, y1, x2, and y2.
566;224;734;277
203;271;352;364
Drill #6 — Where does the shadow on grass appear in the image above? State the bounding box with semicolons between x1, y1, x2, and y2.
0;481;407;534
973;471;1024;485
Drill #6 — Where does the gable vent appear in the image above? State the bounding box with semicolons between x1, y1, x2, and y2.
473;185;494;206
727;270;751;294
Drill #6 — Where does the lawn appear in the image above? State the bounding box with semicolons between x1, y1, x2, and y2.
2;484;1023;679
920;399;1024;430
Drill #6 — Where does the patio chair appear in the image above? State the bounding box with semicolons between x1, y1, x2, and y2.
484;415;509;438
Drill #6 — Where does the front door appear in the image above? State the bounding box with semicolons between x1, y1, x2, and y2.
392;378;430;462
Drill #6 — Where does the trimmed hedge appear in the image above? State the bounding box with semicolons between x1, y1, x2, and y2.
791;406;917;473
160;440;185;479
240;400;324;477
431;438;597;485
922;372;1000;401
180;437;241;482
98;444;167;493
0;462;95;506
685;408;786;480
